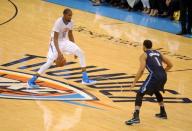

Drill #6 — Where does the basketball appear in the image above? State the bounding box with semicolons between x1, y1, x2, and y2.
55;57;66;67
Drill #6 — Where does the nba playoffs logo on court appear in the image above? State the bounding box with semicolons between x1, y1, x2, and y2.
0;69;97;101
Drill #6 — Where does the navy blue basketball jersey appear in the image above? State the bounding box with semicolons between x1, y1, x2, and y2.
140;50;167;94
145;50;165;77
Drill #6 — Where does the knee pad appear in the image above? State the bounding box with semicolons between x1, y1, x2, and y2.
135;92;145;106
154;92;163;102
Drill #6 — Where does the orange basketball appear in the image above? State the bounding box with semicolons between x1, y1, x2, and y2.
55;57;66;67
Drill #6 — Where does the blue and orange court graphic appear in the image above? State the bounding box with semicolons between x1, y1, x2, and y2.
0;69;97;101
1;54;191;104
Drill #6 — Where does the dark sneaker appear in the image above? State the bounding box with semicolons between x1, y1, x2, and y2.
125;117;140;125
176;30;187;35
155;112;167;119
187;30;192;34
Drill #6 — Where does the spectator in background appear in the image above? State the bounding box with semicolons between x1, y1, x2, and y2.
158;0;168;17
149;0;158;16
108;0;125;7
127;0;143;11
149;0;168;17
120;0;129;9
107;0;119;6
166;0;180;20
141;0;151;14
92;0;101;6
177;0;192;35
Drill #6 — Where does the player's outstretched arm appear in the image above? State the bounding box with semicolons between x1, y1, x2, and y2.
131;53;147;88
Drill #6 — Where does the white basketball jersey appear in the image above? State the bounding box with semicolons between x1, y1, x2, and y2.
51;17;73;40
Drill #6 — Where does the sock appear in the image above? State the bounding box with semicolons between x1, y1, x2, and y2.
160;106;166;114
30;75;39;83
82;71;89;81
134;110;140;118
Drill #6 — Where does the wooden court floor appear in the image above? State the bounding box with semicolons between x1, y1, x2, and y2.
0;0;192;131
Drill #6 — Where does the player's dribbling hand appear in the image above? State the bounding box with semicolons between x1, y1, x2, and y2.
74;55;78;59
55;55;66;67
57;52;64;61
54;53;66;67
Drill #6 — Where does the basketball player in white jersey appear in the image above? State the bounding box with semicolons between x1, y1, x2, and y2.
27;8;97;88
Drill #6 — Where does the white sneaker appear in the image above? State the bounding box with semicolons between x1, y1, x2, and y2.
82;79;97;85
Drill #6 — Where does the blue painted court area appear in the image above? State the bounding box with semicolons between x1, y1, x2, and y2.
46;0;191;38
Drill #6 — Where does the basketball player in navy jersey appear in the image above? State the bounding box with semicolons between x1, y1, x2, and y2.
27;8;96;88
125;40;173;125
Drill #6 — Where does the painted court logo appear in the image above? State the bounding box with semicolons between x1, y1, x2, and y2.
0;69;96;101
0;54;191;104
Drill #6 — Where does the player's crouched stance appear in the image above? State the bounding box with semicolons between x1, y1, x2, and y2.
27;8;96;89
125;40;173;125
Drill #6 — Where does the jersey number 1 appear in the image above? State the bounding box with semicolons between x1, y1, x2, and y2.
154;57;162;66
